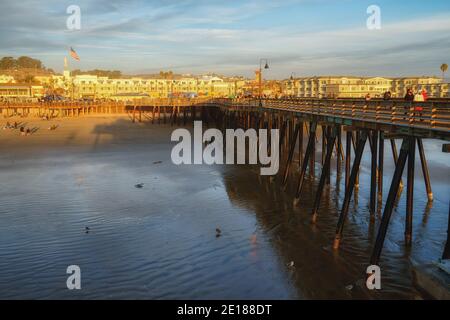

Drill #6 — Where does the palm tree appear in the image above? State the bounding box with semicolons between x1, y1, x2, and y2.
441;63;448;81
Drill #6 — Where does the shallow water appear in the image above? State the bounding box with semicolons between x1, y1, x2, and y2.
0;117;448;299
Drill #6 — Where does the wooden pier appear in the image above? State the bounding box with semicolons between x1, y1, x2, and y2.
2;97;450;271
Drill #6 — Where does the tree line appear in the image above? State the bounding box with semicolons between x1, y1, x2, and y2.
0;56;47;70
71;69;122;78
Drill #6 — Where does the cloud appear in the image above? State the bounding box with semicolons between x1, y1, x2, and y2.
0;0;449;77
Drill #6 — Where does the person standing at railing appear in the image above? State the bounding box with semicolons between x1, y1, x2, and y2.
403;88;414;121
383;91;391;101
421;88;428;101
413;88;427;122
404;88;414;101
413;89;425;122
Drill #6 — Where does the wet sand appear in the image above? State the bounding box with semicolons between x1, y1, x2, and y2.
0;115;448;299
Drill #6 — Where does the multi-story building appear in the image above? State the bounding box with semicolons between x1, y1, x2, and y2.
282;76;449;98
43;73;240;100
2;73;448;100
326;77;392;98
0;83;44;100
391;77;444;98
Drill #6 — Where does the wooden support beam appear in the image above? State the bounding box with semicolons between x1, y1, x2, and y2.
312;126;337;223
405;136;415;246
378;131;384;201
310;126;316;179
443;205;450;259
355;131;360;188
326;126;331;185
333;131;368;249
417;138;433;202
278;118;288;163
370;138;410;265
390;139;404;189
370;130;378;217
282;121;300;187
321;125;327;165
336;125;342;176
442;143;450;153
294;122;317;205
345;131;352;192
298;121;304;167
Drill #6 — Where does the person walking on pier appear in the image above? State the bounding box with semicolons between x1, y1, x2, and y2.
383;91;391;100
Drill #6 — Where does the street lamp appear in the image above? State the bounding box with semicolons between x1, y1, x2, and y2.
259;58;269;106
289;72;296;97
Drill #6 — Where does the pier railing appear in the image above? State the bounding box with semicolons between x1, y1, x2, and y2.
215;98;450;133
1;97;449;133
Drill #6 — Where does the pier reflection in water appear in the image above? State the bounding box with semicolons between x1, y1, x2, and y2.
0;118;448;299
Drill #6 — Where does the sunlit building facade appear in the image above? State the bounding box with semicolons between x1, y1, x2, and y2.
282;76;449;98
40;74;240;100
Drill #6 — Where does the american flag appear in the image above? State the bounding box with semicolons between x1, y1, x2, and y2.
69;47;80;61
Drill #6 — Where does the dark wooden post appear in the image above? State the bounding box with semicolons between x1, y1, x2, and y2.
390;138;404;189
417;138;433;202
282;121;300;186
405;137;416;246
370;138;410;265
312;126;337;223
370;130;378;216
443;205;450;259
310;125;316;179
294;122;317;205
333;131;368;249
378;131;384;200
345;130;352;192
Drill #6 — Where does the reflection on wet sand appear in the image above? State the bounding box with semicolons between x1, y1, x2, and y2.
221;134;449;299
0;116;448;299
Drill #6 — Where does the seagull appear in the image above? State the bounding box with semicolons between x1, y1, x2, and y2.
85;226;90;233
215;228;222;237
135;183;144;188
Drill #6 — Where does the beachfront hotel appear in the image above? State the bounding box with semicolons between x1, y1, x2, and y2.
282;76;449;98
32;71;241;100
0;70;449;101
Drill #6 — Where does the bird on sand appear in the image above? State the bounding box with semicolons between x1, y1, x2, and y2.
135;183;144;188
215;228;222;237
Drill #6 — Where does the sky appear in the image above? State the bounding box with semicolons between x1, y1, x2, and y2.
0;0;449;78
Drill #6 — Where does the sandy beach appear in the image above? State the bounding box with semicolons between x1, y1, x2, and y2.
0;115;153;150
0;115;448;299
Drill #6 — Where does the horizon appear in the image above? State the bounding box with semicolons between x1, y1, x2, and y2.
0;0;449;78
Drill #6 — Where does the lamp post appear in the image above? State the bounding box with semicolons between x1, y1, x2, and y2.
259;58;269;106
